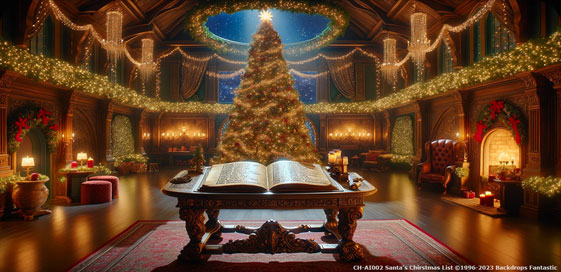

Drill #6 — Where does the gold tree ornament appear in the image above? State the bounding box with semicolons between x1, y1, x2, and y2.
213;18;319;165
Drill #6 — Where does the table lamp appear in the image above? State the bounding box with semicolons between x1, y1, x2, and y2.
77;152;87;166
22;156;35;177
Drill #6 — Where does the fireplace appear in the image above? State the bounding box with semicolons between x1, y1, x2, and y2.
480;128;521;179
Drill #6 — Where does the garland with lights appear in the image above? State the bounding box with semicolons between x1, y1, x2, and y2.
184;0;349;55
522;176;561;198
473;100;526;144
1;30;561;114
7;104;59;153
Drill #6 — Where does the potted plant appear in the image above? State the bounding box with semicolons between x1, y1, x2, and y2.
114;153;148;175
454;167;470;190
11;173;51;220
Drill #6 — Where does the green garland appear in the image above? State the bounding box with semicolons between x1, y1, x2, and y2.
475;100;526;144
184;0;349;55
0;31;560;114
7;104;59;153
522;176;561;198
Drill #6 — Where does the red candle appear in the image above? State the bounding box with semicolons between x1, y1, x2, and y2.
71;161;78;168
485;191;494;207
87;158;94;168
479;194;486;205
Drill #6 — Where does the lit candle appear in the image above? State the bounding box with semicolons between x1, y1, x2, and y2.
87;157;94;168
479;194;486;205
71;161;78;168
485;191;494;207
328;152;335;164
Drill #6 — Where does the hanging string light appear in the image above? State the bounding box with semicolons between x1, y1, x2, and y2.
104;10;123;75
408;5;430;73
381;37;398;86
139;38;155;87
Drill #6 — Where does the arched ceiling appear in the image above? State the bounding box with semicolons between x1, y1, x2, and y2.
55;0;484;57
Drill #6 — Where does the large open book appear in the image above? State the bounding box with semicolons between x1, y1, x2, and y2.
198;160;339;192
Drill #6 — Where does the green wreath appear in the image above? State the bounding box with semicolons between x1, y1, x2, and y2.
474;100;526;145
7;104;60;153
184;0;349;55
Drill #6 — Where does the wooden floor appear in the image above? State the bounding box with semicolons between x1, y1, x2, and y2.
1;167;560;272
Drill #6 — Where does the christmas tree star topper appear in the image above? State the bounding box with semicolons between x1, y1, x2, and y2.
259;9;272;22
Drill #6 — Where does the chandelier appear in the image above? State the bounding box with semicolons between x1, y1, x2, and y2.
407;11;430;70
139;38;155;86
381;38;398;86
104;10;123;68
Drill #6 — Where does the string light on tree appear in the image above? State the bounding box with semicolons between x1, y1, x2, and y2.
213;12;319;165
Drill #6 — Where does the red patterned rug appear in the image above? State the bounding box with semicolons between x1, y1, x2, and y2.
68;220;470;272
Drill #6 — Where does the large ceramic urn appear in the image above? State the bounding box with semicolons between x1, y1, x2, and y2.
12;178;52;220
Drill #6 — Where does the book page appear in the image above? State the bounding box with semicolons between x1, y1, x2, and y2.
204;161;268;189
267;161;331;187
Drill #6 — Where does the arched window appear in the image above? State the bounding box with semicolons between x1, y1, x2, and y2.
473;19;481;62
438;42;454;74
218;73;242;103
28;16;54;57
485;14;516;56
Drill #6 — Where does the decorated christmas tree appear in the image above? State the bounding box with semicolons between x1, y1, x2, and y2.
213;10;319;165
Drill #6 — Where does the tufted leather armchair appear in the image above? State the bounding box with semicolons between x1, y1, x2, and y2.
417;139;462;194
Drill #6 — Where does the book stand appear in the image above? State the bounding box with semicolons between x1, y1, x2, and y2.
162;167;377;263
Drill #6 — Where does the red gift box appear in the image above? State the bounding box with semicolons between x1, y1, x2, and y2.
468;191;475;198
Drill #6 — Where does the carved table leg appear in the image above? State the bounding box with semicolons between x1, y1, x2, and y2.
337;207;364;262
206;209;222;238
323;208;340;239
178;207;206;262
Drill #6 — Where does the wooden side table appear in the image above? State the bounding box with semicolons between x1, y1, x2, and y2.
54;171;94;204
496;180;523;214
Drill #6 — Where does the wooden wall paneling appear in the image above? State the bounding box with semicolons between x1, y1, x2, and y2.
537;64;561;175
155;113;163;150
413;101;427;165
208;114;216;153
133;108;146;154
157;113;210;151
0;92;11;177
383;110;391;152
521;72;556;177
98;100;114;164
319;114;327;152
325;114;374;152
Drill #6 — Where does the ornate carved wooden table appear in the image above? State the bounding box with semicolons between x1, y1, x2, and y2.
162;168;377;263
